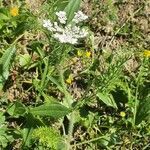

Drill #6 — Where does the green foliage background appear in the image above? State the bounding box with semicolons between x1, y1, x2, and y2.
0;0;150;149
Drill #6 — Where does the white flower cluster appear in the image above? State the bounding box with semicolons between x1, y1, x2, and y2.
43;11;88;44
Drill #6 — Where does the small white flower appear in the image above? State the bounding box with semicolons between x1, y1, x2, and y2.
54;22;64;32
73;11;88;23
53;32;77;44
43;19;55;31
53;24;88;44
79;28;88;38
56;11;67;24
43;19;52;28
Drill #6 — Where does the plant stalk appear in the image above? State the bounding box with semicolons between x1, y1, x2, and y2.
59;66;75;150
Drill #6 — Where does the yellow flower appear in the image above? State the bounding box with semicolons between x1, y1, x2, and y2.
85;51;91;57
120;111;126;117
77;50;82;57
10;6;19;17
143;50;150;57
66;74;73;84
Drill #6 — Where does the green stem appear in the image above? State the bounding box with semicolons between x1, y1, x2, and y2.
40;58;48;91
59;65;75;150
66;111;75;150
133;84;139;127
71;136;107;147
58;44;78;149
59;67;72;106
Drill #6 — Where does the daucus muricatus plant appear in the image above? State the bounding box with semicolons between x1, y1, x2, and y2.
39;6;90;150
42;10;88;44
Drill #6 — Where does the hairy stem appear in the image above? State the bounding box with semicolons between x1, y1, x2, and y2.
59;66;75;150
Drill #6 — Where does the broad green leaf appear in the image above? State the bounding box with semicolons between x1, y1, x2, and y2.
135;97;150;125
55;0;69;11
30;103;71;118
64;0;81;23
0;45;16;89
7;101;27;117
97;92;117;109
22;127;34;147
42;93;60;104
21;113;43;147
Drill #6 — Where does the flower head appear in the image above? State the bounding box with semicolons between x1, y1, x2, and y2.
120;111;126;117
73;11;88;23
53;24;88;44
66;74;73;84
143;50;150;57
85;51;91;57
56;11;67;24
10;6;19;16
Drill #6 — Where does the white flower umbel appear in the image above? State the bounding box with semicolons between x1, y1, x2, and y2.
53;24;88;44
43;10;88;44
53;32;78;44
56;11;67;24
73;11;88;23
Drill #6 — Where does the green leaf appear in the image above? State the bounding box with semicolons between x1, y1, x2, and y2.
21;113;43;147
97;92;118;109
22;127;34;148
42;93;60;104
0;45;16;89
19;54;31;67
13;22;29;37
0;13;9;20
7;101;27;117
0;8;9;20
55;0;69;11
30;103;71;118
64;0;81;23
135;97;150;125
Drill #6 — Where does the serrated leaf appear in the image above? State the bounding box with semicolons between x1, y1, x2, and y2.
30;103;71;118
97;92;118;109
64;0;81;23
